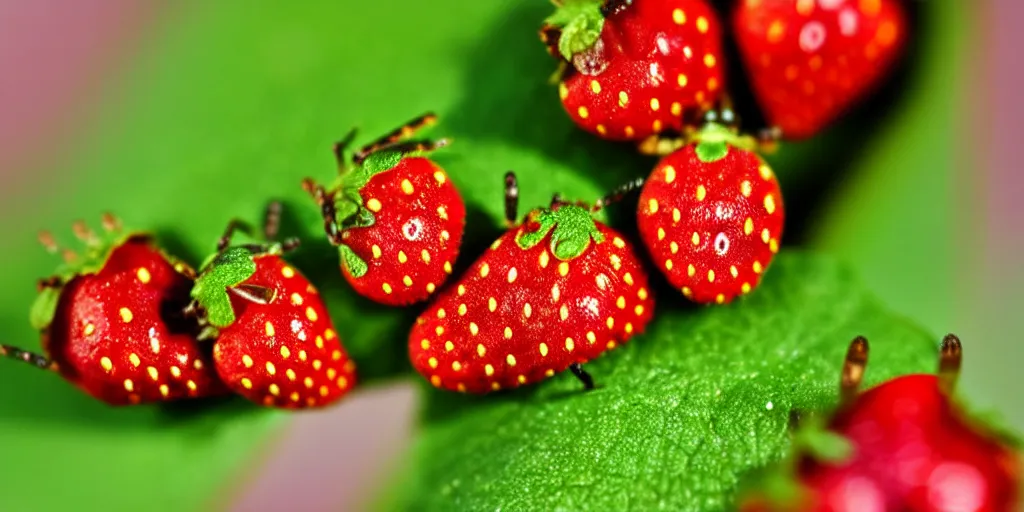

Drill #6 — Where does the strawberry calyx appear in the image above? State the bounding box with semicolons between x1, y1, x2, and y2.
691;122;755;163
29;222;155;331
192;243;284;330
516;204;605;260
544;0;606;62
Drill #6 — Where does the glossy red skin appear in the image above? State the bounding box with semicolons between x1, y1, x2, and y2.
637;144;784;304
409;213;654;394
44;239;226;405
213;254;356;409
338;156;465;306
742;375;1021;512
559;0;724;141
732;0;907;139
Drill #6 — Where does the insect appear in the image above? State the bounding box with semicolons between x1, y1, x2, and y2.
732;0;908;139
636;107;784;304
408;172;654;393
189;203;357;409
541;0;725;146
1;215;225;405
740;334;1021;511
303;113;466;306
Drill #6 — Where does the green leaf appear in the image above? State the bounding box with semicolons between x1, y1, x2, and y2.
545;0;606;61
390;253;939;510
192;247;259;328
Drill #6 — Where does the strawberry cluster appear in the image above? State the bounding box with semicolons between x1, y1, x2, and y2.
1;0;1018;508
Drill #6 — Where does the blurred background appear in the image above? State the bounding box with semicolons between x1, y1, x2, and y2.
0;1;1019;510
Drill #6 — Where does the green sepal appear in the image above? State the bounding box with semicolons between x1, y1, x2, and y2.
792;423;854;463
191;247;259;328
693;122;735;163
517;205;605;260
29;288;61;331
544;0;605;61
329;149;405;230
339;244;368;278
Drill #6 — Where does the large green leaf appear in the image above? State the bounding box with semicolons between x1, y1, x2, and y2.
388;252;941;510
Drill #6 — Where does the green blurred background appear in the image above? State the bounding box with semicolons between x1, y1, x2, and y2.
0;0;1017;510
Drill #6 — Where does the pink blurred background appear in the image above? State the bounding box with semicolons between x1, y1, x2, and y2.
0;1;1020;510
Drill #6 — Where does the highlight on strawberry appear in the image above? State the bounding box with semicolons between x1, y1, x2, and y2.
188;202;357;410
1;214;227;406
303;113;466;306
408;171;653;394
739;334;1021;511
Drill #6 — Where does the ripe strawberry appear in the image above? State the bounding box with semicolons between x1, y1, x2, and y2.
541;0;725;143
636;115;785;304
303;113;466;306
190;203;357;409
732;0;908;139
408;173;654;394
740;335;1021;511
0;215;226;405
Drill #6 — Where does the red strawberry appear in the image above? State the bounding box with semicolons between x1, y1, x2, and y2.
303;113;466;306
408;173;654;394
1;215;226;405
732;0;908;139
191;204;356;409
542;0;725;144
740;335;1021;511
636;118;784;304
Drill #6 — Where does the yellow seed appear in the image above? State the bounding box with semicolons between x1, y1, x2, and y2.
518;375;527;384
489;297;498;312
306;307;318;322
671;102;682;116
129;353;141;367
480;263;490;278
741;180;753;197
716;294;725;304
764;194;776;214
315;336;325;349
304;377;314;388
458;303;467;316
704;53;716;67
558;262;569;277
638;288;649;300
507;267;518;283
265;321;275;337
635;305;645;316
578;106;589;119
434;171;447;184
136;267;151;284
618;90;629;106
559;83;568;99
83;323;96;336
565;337;575;352
147;366;158;381
670;241;679;254
426;282;436;293
678;74;688;87
672;8;686;24
398;250;408;264
504;326;513;339
648;198;659;213
673;208;681;223
403;275;413;287
616;296;626;309
401;179;414;195
688;264;696;277
606;317;615;329
290;392;300;402
477;344;486;357
658;228;666;240
539;250;550;268
665;259;674;271
625;323;634;334
742;282;752;294
523;303;532;318
623;273;634;286
770;239;779;253
470;322;479;335
560;304;569;321
367;198;383;212
321;384;331;396
281;346;291;359
682;287;692;297
428;357;438;369
696;16;709;33
119;307;133;323
762;228;771;244
266;362;277;375
485;364;495;376
159;384;169;397
269;383;280;396
382;283;393;294
457;284;466;296
506;354;517;367
281;266;295;278
287;369;297;381
731;265;739;278
745;217;754;235
696;184;707;201
452;361;462;371
290;293;303;306
692;232;700;245
545;369;555;377
650;98;660;111
708;270;716;282
421;249;431;263
170;366;181;378
100;357;113;372
590;80;601;94
587;331;597;344
539;343;549;357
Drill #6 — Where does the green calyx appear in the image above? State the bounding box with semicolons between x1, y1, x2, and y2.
29;228;152;331
516;205;604;260
339;244;368;278
192;246;268;328
545;0;606;62
330;149;403;230
693;122;738;163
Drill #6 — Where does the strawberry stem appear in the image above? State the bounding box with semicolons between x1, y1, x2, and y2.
0;344;57;371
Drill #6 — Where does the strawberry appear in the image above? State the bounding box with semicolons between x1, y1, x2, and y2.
732;0;908;139
303;113;466;306
636;115;785;304
0;215;226;405
190;203;357;409
740;335;1021;511
541;0;726;144
408;173;654;394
